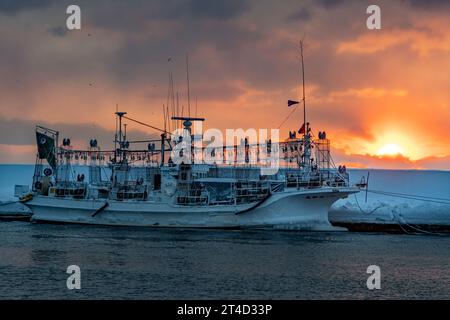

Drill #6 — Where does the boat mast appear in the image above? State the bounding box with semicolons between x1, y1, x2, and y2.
186;53;191;117
299;40;311;169
300;40;306;136
115;111;127;163
114;104;118;163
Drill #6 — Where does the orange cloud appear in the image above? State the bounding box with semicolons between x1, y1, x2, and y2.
328;87;408;100
0;144;35;164
333;146;450;170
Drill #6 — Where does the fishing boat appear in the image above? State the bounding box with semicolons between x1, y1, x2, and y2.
25;117;358;229
23;45;361;230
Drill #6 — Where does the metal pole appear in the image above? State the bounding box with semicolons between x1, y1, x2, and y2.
186;53;191;117
365;171;370;203
300;40;306;136
160;133;165;166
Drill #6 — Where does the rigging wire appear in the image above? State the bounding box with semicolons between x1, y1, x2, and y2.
367;190;450;205
122;115;172;136
353;188;450;236
367;189;450;202
277;99;302;129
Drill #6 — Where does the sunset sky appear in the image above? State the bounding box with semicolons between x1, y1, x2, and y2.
0;0;449;169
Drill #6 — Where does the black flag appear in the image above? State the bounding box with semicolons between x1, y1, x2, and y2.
36;131;57;169
287;100;299;107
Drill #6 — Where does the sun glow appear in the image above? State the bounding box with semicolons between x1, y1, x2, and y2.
377;143;404;156
364;131;424;160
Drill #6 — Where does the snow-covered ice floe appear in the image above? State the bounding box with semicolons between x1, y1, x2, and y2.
329;169;450;232
0;201;32;220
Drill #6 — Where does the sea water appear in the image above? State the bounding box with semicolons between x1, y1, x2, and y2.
0;221;449;299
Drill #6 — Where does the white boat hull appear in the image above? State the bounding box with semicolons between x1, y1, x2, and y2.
26;187;359;230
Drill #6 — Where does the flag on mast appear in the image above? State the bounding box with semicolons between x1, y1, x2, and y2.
287;100;299;107
298;123;305;134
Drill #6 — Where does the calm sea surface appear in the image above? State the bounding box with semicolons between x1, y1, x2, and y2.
0;221;449;299
0;165;449;299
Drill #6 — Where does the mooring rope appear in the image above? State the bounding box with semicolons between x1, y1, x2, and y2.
367;189;450;205
354;188;449;236
353;194;382;215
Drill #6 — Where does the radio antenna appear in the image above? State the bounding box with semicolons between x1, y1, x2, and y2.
186;53;191;117
300;40;306;135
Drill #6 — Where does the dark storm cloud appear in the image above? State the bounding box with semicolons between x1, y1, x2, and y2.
0;0;420;100
0;0;393;105
0;0;57;14
75;1;263;95
315;0;347;9
187;0;250;19
288;7;312;21
63;0;257;94
84;0;249;32
48;26;68;37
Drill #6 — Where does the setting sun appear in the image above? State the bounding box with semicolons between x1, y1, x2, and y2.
362;131;424;161
377;143;404;157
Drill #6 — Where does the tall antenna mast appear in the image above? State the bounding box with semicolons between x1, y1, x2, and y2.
114;104;118;162
171;73;176;130
300;40;306;136
166;105;171;132
166;73;171;129
176;92;180;128
162;104;166;133
186;52;191;117
195;96;198;118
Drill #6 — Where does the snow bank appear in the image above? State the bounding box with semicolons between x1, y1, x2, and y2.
331;169;450;226
0;201;32;217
